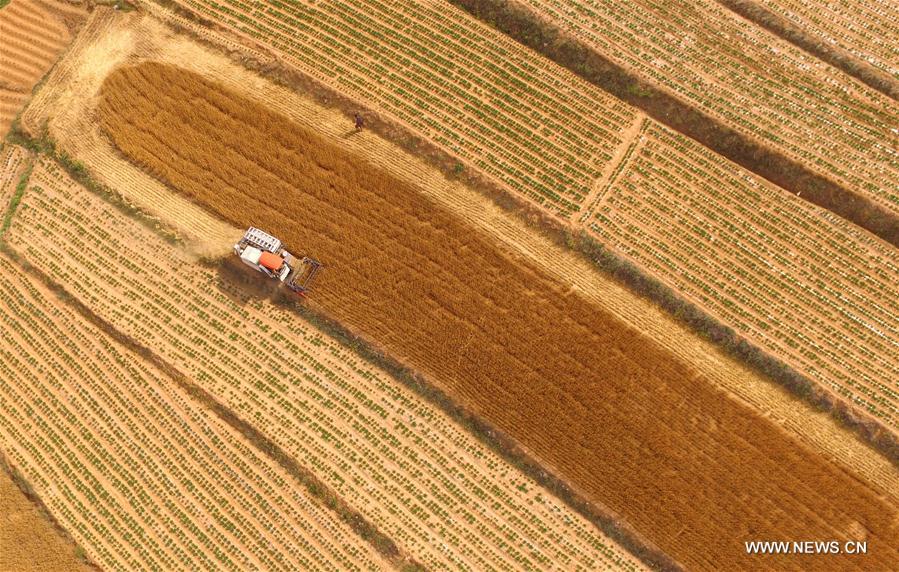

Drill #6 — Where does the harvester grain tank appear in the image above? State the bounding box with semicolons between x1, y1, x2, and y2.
234;227;322;294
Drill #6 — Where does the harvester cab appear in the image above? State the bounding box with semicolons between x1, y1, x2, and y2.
234;227;323;295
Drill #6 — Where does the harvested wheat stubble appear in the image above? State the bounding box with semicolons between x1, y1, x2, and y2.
753;0;899;83
592;121;899;428
498;0;899;217
0;250;390;572
99;62;899;571
9;157;647;571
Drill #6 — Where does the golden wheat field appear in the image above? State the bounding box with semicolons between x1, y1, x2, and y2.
0;1;897;571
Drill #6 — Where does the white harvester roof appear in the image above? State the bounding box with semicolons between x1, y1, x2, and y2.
240;246;263;265
244;227;282;253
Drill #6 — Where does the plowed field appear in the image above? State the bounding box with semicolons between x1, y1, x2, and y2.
98;62;899;571
0;0;81;135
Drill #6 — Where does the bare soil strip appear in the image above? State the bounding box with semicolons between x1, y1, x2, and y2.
446;0;899;247
715;0;899;100
99;62;899;571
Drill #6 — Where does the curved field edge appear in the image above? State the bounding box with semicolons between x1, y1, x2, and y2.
120;1;899;458
97;62;899;571
445;0;899;246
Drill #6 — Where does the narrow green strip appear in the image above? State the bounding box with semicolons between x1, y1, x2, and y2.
1;159;34;238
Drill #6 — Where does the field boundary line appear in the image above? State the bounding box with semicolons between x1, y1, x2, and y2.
445;0;899;247
0;449;101;572
578;116;649;225
714;0;899;101
144;4;899;465
0;199;422;570
275;294;683;572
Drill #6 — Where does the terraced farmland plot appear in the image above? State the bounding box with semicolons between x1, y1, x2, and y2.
149;0;638;216
0;251;391;572
757;0;899;83
8;157;646;571
591;121;899;428
514;0;899;215
95;63;899;571
0;0;81;135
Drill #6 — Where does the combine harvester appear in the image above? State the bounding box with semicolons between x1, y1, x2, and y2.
234;227;322;295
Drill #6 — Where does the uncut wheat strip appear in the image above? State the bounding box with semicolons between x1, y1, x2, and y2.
217;80;899;502
188;67;893;502
0;254;389;572
10;159;648;568
56;8;898;509
148;0;631;212
758;0;899;79
521;0;899;210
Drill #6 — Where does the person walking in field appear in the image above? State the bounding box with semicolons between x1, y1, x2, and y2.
354;112;365;131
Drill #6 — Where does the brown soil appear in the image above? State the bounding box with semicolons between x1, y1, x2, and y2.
98;61;899;571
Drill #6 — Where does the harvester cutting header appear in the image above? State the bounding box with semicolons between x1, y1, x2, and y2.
234;227;322;295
